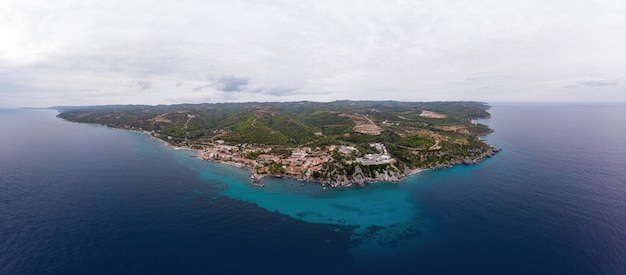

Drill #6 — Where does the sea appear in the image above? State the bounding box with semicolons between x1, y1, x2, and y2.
1;103;625;274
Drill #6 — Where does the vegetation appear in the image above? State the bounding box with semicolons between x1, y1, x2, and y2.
56;100;498;174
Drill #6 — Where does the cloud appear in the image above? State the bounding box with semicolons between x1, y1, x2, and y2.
258;87;297;96
192;75;298;97
244;86;300;96
1;0;625;106
563;78;620;88
134;80;152;91
192;84;212;92
215;75;249;92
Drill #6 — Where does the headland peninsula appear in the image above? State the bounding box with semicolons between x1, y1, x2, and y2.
56;101;500;187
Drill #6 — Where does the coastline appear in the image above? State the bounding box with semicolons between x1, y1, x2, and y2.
55;105;500;188
75;121;499;187
192;145;496;188
65;119;500;188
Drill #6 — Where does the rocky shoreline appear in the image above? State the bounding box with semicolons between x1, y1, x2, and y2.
200;146;501;188
55;101;503;188
65;120;502;188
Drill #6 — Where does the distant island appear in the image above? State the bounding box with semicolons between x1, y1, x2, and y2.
56;101;500;187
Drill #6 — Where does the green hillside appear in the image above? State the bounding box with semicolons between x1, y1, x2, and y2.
56;101;498;170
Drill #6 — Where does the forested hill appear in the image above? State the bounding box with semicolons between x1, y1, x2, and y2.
56;101;492;144
56;101;499;184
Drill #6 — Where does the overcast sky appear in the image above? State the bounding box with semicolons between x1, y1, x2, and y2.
1;0;625;107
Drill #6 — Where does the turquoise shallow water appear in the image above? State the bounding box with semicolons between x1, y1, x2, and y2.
2;104;625;274
163;129;507;258
169;146;426;250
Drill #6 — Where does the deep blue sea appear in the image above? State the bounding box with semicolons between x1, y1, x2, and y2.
1;103;625;274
